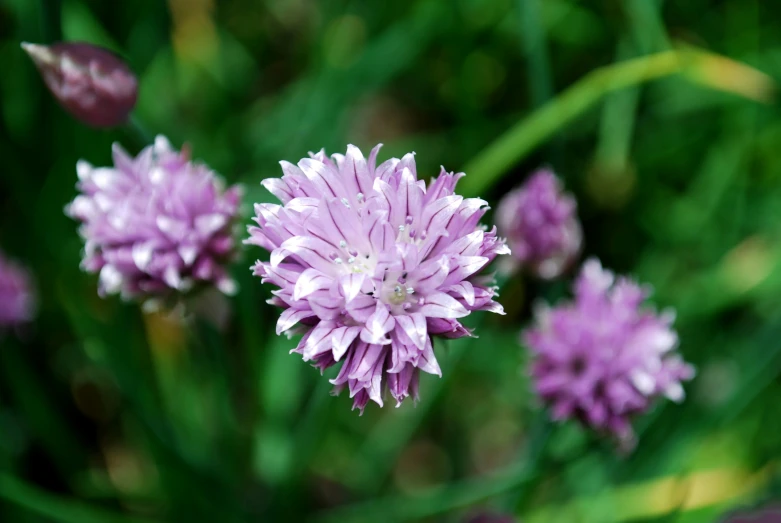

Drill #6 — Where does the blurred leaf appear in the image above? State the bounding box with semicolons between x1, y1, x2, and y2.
461;47;774;197
0;473;156;523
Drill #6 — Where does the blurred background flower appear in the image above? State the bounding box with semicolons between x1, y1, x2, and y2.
524;259;695;450
66;135;241;306
0;251;35;329
496;168;581;279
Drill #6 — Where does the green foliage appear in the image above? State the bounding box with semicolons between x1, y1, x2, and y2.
1;0;780;521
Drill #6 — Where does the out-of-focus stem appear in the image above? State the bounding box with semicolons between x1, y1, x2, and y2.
519;0;553;109
509;413;553;513
126;114;154;147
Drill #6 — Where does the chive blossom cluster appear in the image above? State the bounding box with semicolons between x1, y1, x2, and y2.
247;145;509;411
66;136;241;305
524;259;694;447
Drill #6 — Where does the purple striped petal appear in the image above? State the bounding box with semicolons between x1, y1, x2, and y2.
276;307;314;335
419;292;469;319
360;302;395;344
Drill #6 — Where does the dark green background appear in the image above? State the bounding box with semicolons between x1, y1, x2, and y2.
1;0;780;521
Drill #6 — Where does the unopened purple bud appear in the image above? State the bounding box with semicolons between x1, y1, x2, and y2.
22;41;138;128
496;168;581;279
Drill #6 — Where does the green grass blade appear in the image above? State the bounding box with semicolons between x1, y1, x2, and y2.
460;48;773;197
0;473;157;523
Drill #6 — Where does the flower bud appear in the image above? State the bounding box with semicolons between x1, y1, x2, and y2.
22;41;138;128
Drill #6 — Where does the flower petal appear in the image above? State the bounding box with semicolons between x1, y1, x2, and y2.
275;307;313;335
394;313;427;350
448;281;475;306
271;236;338;274
416;337;441;377
331;326;361;361
298;158;344;198
293;268;332;301
347;294;377;323
360;302;395;344
339;272;366;303
419;291;469;319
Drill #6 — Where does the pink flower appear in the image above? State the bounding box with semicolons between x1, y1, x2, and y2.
496;169;581;279
247;145;509;411
523;259;694;448
67;136;241;305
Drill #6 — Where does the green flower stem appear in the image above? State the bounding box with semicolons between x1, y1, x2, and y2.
510;413;554;513
126;114;154;147
459;48;766;197
518;0;554;109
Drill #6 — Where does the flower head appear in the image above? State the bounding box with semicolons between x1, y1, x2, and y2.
523;259;694;448
496;168;581;279
247;145;509;411
22;42;138;128
67;136;241;304
0;252;36;328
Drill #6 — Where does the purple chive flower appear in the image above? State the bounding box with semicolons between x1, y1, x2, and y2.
22;42;138;128
496;168;581;279
247;145;509;411
0;252;36;329
66;136;241;305
523;258;694;448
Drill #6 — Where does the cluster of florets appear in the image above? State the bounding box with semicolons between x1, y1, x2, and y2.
66;136;241;305
524;259;694;447
60;126;694;448
246;145;509;410
496;168;581;279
